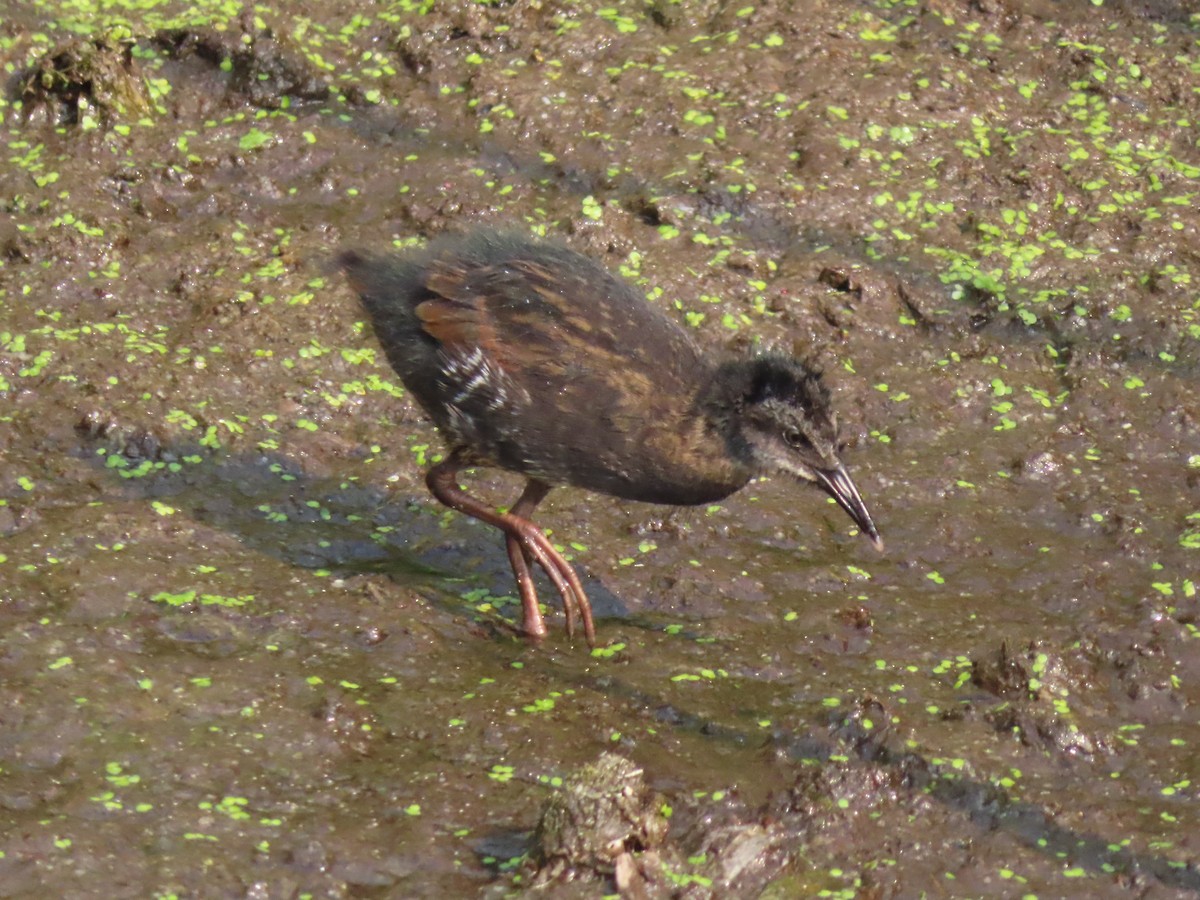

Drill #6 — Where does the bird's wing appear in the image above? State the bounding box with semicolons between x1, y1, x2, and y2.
415;258;584;371
411;260;552;414
415;262;500;349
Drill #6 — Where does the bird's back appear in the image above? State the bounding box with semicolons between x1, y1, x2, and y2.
342;232;749;504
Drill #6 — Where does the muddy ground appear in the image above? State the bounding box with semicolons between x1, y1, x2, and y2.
1;1;1199;897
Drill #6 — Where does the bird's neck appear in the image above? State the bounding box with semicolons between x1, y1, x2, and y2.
685;360;760;490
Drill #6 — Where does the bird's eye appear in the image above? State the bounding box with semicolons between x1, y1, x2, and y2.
784;429;803;446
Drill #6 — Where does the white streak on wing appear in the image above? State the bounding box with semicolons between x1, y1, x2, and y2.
442;347;529;412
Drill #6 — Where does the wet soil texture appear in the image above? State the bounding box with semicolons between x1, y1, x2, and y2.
1;2;1199;897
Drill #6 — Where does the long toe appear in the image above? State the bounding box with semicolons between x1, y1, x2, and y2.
506;532;548;639
514;521;595;646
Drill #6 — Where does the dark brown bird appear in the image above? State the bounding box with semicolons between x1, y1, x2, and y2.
339;230;881;646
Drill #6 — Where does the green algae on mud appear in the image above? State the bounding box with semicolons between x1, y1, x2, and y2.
1;1;1200;897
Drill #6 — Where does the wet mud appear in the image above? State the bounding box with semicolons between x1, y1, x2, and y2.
1;1;1199;897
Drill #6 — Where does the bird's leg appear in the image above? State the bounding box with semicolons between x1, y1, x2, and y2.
505;478;553;639
426;453;596;646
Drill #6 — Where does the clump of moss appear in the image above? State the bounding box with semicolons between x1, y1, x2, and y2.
18;29;152;127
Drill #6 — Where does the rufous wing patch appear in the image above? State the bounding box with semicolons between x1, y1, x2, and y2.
415;263;490;345
414;296;492;349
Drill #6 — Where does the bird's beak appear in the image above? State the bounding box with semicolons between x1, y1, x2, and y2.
814;465;884;551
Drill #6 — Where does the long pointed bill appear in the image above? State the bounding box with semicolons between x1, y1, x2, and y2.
814;465;883;552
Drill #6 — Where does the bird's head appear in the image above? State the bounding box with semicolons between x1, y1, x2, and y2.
714;355;883;550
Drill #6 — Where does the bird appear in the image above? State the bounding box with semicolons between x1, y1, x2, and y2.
338;230;882;646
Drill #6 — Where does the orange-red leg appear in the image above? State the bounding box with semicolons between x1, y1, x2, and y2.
505;478;553;638
426;453;596;646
